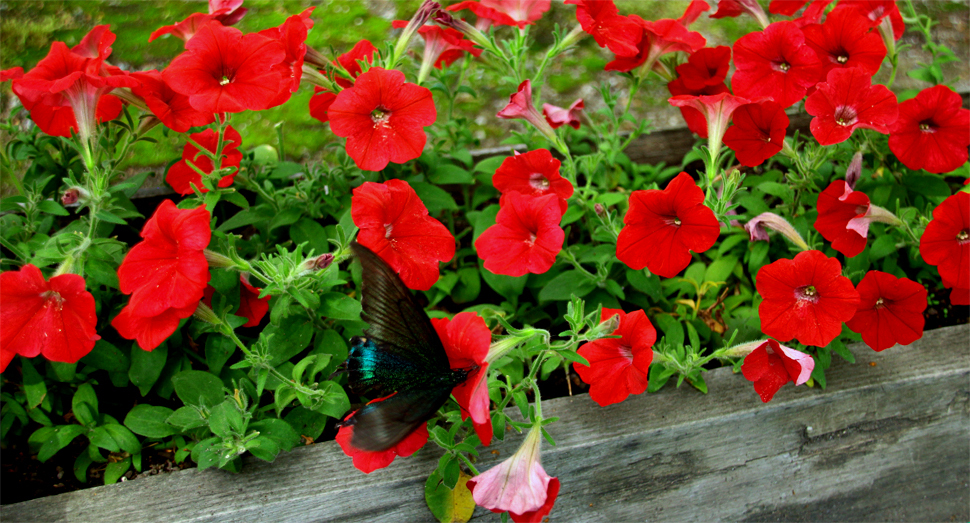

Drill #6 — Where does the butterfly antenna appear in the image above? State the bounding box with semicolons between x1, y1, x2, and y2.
328;361;348;381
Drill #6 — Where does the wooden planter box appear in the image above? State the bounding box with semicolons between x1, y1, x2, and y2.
4;324;967;522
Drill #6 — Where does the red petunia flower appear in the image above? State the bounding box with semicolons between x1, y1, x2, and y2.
237;275;269;328
711;0;770;27
756;250;860;347
769;0;809;15
328;67;437;171
434;312;493;446
834;0;904;41
446;1;520;29
846;271;927;352
491;149;574;214
667;78;730;138
723;100;789;167
209;0;248;26
564;0;643;57
257;8;314;108
920;191;969;294
604;17;706;74
813;180;872;257
0;265;100;373
148;12;227;44
732;21;822;108
475;192;565;277
11;26;137;140
116;200;211;319
668;92;752;155
111;301;197;352
467;426;559;522
335;402;429;473
391;22;482;71
888;85;970;174
802;7;886;78
616;172;720;278
352;180;455;291
166;125;243;195
308;40;378;125
676;46;731;91
678;0;711;27
163;21;286;114
741;339;815;403
542;99;584;130
496;80;558;144
574;308;656;407
476;0;550;27
805;67;898;145
1;67;24;82
770;0;831;27
129;70;214;132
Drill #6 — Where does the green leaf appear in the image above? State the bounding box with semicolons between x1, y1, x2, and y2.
411;181;458;212
755;181;793;203
830;338;855;364
313;382;351;419
626;269;661;300
80;340;130;373
208;400;245;438
249;418;300;452
110;171;151;198
20;358;47;409
289;218;329;256
103;424;142;454
192;437;222;471
95;210;128;225
129;342;168;396
85;257;119;289
74;451;93;483
205;335;236;375
867;234;896;261
172;370;225;407
217;208;267;232
479;262;527;302
269;208;303;232
318;292;362;321
902;173;951;198
309;329;348;379
245;436;281;462
167;406;206;430
72;383;99;427
653;314;684;348
430;164;474;185
35;425;87;462
705;255;738;283
38;199;69;216
452;267;481;304
538;271;597;301
284;407;328;441
561;203;584;226
263;316;315;366
124;405;177;438
426;470;476;523
103;457;131;485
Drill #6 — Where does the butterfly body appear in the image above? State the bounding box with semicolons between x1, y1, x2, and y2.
342;242;471;452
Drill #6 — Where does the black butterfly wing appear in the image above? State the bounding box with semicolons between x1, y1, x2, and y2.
347;386;454;452
350;242;450;372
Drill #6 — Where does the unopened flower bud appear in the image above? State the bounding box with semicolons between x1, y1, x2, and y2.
193;302;221;325
204;249;235;269
433;10;490;50
845;151;863;189
721;340;765;358
744;212;810;251
61;187;87;206
587;311;620;340
594;203;606;217
302;253;334;272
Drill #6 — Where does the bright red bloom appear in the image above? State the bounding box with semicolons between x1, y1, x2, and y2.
352;180;455;291
605;17;706;73
434;312;493;446
723;100;789;167
920;191;970;293
12;26;137;139
163;21;286;114
238;276;269;328
391;21;482;70
129;70;214;132
834;0;904;40
741;339;815;403
335;402;429;473
492;149;574;214
209;0;247;26
446;1;520;29
166;125;243;195
805;67;898;145
677;0;711;27
116;200;211;319
846;271;927;352
564;0;643;57
769;0;831;26
616;173;719;278
542;99;584;130
813;180;871;257
732;21;822;108
475;0;550;27
667;77;730;138
467;426;559;522
757;250;860;347
802;7;886;77
475;193;565;277
496;80;557;143
947;283;969;306
574;308;656;407
111;302;197;352
0;265;100;372
668;92;752;154
888;85;970;174
257;9;314;107
328;67;437;171
676;46;731;91
308;40;378;124
770;0;809;15
1;67;24;82
711;0;770;27
148;12;227;43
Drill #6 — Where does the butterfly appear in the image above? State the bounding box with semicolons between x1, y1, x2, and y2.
339;242;472;452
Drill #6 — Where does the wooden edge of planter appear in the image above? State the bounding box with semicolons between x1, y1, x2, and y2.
4;324;967;523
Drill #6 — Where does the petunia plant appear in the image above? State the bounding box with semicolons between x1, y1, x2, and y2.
1;0;968;520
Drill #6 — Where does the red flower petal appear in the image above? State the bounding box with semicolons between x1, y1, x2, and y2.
542;99;584;130
492;149;574;214
813;180;871;257
335;405;429;473
675;46;732;91
802;7;886;78
166;126;243;195
510;478;560;523
805;67;898;145
111;302;197;352
723;100;789;167
328;67;437;171
616;172;719;278
732;21;822;108
919;191;969;290
352;180;455;291
846;271;927;352
741;339;814;402
475;192;565;277
434;312;493;445
574;308;656;407
888;85;970;174
756;250;860;347
565;0;643;57
237;276;269;328
667;78;731;137
605;17;706;73
0;265;99;370
130;70;215;132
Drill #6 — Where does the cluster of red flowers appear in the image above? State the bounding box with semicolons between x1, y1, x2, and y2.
476;149;573;277
573;308;656;407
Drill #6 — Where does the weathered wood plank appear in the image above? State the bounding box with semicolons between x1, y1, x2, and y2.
4;324;968;523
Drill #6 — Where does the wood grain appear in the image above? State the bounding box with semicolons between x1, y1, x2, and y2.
4;324;967;522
